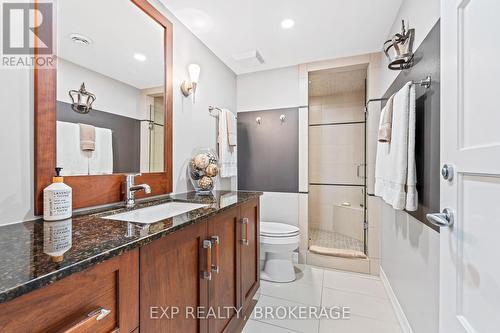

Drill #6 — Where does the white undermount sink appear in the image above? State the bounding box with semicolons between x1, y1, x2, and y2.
102;202;208;224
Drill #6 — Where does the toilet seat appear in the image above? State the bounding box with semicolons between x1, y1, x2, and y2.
260;222;299;237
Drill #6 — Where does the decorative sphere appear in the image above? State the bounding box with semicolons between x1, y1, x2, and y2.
194;154;209;170
190;169;204;180
198;176;213;190
207;152;218;165
205;164;218;177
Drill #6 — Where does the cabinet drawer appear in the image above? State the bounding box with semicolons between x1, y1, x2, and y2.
0;249;139;333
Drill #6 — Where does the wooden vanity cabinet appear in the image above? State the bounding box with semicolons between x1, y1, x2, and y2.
140;220;210;333
238;199;260;309
0;249;139;333
140;199;260;333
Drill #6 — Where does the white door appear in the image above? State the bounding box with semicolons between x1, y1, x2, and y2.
438;0;500;332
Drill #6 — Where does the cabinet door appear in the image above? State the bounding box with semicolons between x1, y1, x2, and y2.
0;249;139;333
239;199;260;308
208;208;241;333
140;221;210;333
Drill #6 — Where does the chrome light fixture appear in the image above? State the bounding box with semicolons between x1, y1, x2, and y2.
181;64;201;103
69;83;96;114
383;20;415;70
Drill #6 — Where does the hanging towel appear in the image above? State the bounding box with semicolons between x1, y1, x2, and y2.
374;82;418;211
226;110;237;147
56;121;89;175
377;95;394;143
89;127;113;175
218;109;237;178
79;123;96;151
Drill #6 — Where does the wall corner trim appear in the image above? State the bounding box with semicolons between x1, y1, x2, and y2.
380;268;414;333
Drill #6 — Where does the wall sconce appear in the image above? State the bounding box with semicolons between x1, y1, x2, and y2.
181;64;201;102
69;82;96;114
383;20;415;70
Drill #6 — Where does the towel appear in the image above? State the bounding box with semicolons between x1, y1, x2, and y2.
226;110;237;146
377;95;394;143
89;127;113;175
374;82;418;211
218;109;237;178
56;121;89;175
79;123;96;151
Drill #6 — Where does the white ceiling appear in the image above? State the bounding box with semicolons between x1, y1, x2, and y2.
160;0;403;74
58;0;164;89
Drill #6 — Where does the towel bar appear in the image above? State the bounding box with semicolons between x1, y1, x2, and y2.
365;75;431;113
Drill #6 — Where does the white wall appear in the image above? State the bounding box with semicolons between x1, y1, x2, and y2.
237;66;300;112
57;58;144;120
0;0;236;225
372;0;441;332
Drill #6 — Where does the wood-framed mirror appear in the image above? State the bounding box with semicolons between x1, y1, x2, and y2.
34;0;173;215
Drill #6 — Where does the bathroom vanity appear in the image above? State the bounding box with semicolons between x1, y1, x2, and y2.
0;191;261;333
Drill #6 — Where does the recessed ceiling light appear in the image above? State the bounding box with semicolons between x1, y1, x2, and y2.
134;53;147;62
69;33;92;45
281;19;295;29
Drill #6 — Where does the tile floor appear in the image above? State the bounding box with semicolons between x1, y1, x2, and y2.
242;264;402;333
309;228;365;255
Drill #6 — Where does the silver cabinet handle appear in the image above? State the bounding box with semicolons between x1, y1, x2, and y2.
241;218;249;246
202;239;212;280
211;236;220;274
426;208;454;227
88;307;111;321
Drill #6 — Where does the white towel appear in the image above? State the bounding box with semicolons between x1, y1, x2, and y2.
89;127;113;175
374;82;418;211
218;109;237;178
226;110;237;146
56;121;89;176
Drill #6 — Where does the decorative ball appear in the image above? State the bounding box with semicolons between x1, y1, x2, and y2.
190;169;205;180
194;154;209;170
198;176;213;190
207;152;218;165
205;164;219;177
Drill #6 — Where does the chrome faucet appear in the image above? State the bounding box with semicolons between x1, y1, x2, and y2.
124;174;151;208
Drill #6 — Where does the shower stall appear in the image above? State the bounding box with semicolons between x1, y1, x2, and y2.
308;65;367;259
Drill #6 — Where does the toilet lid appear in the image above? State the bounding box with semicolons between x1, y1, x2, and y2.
260;222;300;237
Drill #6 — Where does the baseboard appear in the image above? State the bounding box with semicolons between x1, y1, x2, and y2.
380;268;414;333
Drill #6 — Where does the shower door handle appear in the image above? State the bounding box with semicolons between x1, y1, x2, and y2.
356;164;366;179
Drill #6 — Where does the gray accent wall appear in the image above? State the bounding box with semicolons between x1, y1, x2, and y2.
237;108;299;193
57;101;141;173
381;21;441;230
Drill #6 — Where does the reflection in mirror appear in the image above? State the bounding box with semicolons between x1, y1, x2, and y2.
56;0;165;176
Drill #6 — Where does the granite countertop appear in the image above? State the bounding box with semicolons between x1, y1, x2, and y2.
0;191;262;304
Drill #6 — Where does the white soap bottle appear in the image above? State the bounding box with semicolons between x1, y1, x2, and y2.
44;167;72;221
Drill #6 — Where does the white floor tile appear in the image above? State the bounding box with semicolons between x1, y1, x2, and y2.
322;287;398;323
260;279;323;306
319;314;402;333
294;264;324;286
251;295;320;333
243;263;402;333
323;269;387;298
242;319;298;333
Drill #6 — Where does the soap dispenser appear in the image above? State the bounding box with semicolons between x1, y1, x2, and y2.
43;167;72;221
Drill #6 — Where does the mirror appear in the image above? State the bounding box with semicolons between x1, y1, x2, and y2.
55;0;165;176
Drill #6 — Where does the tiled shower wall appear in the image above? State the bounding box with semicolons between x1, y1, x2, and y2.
308;88;366;245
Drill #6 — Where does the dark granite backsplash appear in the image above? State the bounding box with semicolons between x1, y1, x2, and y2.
0;191;261;304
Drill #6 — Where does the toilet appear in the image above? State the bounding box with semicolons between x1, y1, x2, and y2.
260;222;300;283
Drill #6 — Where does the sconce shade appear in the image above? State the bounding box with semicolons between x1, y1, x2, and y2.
383;20;415;70
188;64;201;83
69;83;96;114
